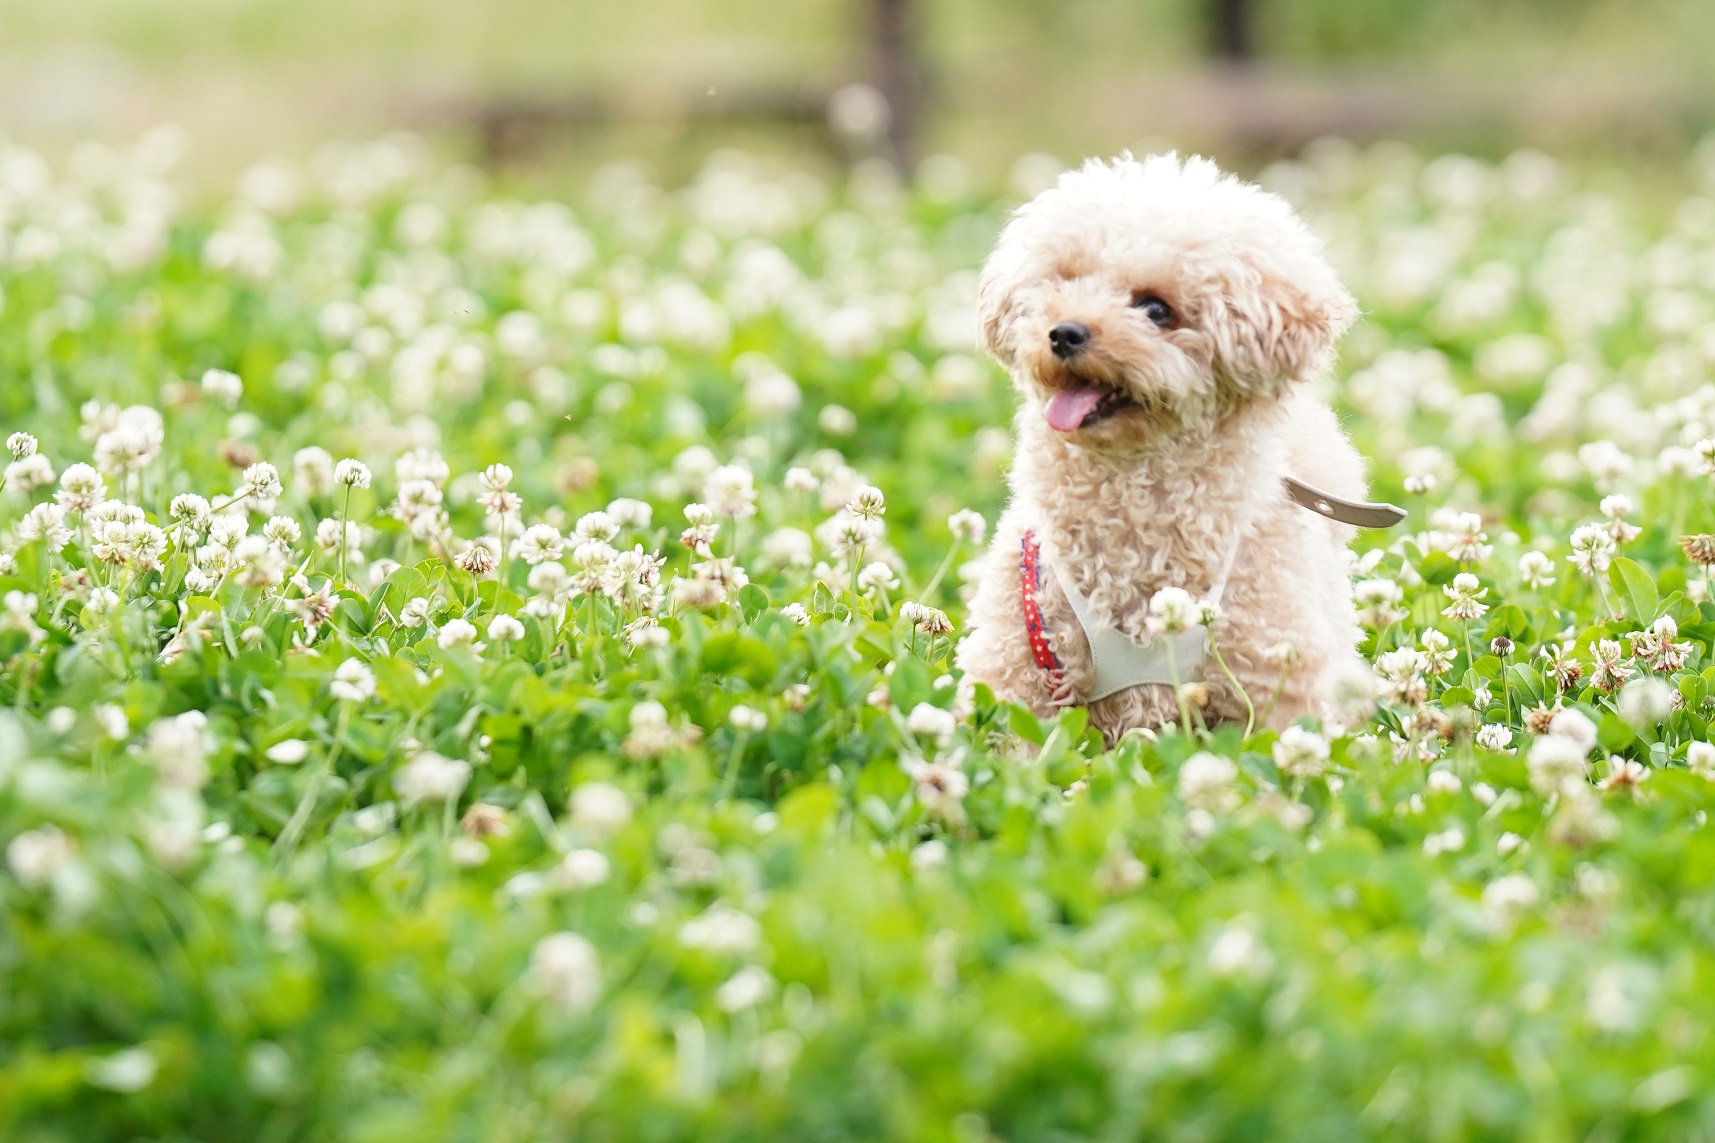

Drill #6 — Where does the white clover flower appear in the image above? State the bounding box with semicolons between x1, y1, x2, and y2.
553;848;612;891
334;458;372;489
389;446;447;488
729;704;768;733
514;524;564;565
209;515;248;548
750;528;808;572
487;614;525;643
93;703;128;740
56;463;106;512
1436;511;1491;564
168;493;212;534
265;739;310;765
745;371;801;419
1598;756;1650;793
1687;741;1715;778
717;965;776;1012
1482;874;1540;931
1146;586;1198;635
6;432;37;460
946;508;986;544
704;464;758;519
1598;493;1640;544
575;511;619;542
1423;827;1466;856
231;535;284;588
1659;444;1701;478
454;541;497;577
1476;724;1514;751
1178;752;1240;813
146;711;212;790
85;1047;158;1093
623;618;669;648
17;503;71;551
7;824;74;888
242;462;282;502
910;757;970;817
845;484;886;520
819;404;857;435
478;480;522;522
783;467;819;493
1273;725;1331;778
1568;524;1616;577
397;596;434;629
1441;572;1489;622
0;591;43;645
1527;733;1589;796
394;751;471;806
781;602;811;626
1320;658;1378;724
570;540;618;593
857;561;899;595
1617;677;1674;729
1426;769;1462;795
1207;922;1274;979
679;903;761;953
606;497;652;528
1578;440;1633;491
569;782;632;835
1547;708;1598;754
93;411;163;475
1353;578;1405;628
436;617;482;652
294;447;335;496
330;658;376;703
906;702;957;746
530;932;601;1011
4;453;53;491
449;837;490;867
201;368;243;406
820;511;883;559
910;839;949;872
1518;550;1556;590
262;516;301;552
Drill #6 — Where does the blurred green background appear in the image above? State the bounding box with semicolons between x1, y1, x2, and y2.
2;0;1714;179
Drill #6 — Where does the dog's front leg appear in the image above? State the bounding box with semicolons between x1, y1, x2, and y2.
953;510;1077;717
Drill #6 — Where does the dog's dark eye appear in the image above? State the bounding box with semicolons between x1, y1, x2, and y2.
1132;293;1174;327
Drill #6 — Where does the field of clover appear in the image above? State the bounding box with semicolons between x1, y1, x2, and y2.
5;127;1715;1142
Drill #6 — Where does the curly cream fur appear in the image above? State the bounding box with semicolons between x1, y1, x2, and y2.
956;153;1371;743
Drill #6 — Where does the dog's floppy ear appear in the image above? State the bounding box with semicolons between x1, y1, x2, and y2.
974;242;1026;366
1211;263;1358;390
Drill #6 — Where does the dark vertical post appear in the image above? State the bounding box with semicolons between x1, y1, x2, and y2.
873;0;918;165
1211;0;1256;62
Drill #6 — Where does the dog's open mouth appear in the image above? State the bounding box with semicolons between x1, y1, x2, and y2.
1044;382;1135;432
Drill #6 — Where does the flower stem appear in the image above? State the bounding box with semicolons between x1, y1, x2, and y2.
918;539;961;604
337;484;353;589
1257;663;1295;731
719;731;749;802
1164;640;1193;739
1209;639;1256;739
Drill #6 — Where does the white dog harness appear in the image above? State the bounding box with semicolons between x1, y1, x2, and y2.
1019;477;1404;702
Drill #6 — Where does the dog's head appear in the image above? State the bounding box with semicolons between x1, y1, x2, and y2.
976;153;1357;447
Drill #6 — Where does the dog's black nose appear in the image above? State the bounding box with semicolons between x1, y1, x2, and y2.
1048;322;1090;359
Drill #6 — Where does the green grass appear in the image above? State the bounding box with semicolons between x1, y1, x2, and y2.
3;135;1715;1141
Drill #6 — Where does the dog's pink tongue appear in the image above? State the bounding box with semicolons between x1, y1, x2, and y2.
1044;385;1105;432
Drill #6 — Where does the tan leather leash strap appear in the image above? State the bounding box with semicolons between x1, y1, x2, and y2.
1282;477;1407;529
